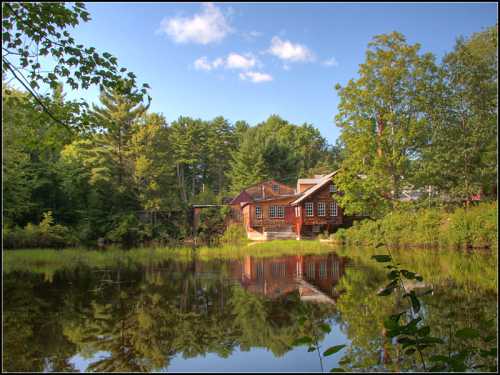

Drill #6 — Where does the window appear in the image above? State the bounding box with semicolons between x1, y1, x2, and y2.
256;263;264;279
332;261;340;278
272;263;286;277
269;205;285;218
330;201;338;217
305;202;314;217
317;202;326;216
255;206;262;219
272;184;280;193
278;206;284;218
329;183;337;193
319;262;327;279
306;263;315;279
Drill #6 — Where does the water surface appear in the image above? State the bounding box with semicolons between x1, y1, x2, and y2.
3;247;497;372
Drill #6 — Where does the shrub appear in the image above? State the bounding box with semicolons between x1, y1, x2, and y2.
106;213;146;248
3;211;76;249
219;223;247;245
335;202;497;249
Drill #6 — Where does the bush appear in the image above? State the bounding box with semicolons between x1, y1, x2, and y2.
335;202;497;249
106;213;147;248
3;211;77;249
197;207;227;244
446;202;498;248
219;223;247;245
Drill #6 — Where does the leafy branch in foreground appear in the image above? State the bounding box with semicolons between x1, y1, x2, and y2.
293;304;346;372
372;252;497;372
2;2;150;129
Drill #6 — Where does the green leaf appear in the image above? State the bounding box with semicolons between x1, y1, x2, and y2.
405;348;416;355
377;280;398;296
419;336;445;344
319;323;331;334
401;269;416;279
372;254;392;262
417;326;430;337
387;269;400;280
323;345;346;356
409;291;420;313
307;347;316;352
455;327;480;339
293;336;313;346
330;368;345;372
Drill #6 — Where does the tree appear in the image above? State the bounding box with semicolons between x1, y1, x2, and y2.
228;115;331;192
2;2;150;129
334;32;440;217
416;25;498;204
90;83;149;186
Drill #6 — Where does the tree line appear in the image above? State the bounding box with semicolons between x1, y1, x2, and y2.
3;80;340;246
334;26;497;217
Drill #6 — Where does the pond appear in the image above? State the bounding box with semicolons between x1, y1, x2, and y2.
2;245;497;372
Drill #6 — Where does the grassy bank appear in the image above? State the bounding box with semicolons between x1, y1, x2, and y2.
2;240;337;275
332;202;497;249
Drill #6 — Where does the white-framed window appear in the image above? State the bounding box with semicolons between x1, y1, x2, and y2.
319;262;327;279
272;263;286;277
269;205;285;218
306;263;315;279
256;263;263;279
317;202;326;216
332;261;340;278
256;206;262;219
330;201;338;216
329;183;337;193
272;184;280;193
278;206;284;218
305;202;314;217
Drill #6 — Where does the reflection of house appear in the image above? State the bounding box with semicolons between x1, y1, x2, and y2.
230;172;345;240
224;253;348;303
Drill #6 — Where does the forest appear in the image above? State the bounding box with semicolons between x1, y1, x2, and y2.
2;3;497;248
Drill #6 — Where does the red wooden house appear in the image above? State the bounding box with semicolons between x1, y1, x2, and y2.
230;171;344;240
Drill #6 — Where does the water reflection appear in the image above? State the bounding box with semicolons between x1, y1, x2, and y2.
3;249;496;372
3;252;348;372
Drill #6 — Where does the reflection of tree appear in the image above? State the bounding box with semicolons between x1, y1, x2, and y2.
335;261;405;372
3;272;77;372
334;252;498;372
231;285;334;356
6;250;494;373
3;258;337;372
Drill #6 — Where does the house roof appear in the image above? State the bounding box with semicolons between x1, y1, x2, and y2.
230;179;295;205
291;171;339;205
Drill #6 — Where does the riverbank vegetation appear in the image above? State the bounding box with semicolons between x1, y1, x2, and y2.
332;202;497;249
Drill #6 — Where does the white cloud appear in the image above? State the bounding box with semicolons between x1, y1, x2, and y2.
323;57;339;67
239;71;273;83
159;3;232;45
226;53;256;70
212;57;225;69
268;36;315;62
193;53;258;71
194;56;214;71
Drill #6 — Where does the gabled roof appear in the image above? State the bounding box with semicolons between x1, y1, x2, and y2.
230;179;295;205
229;190;253;205
291;171;339;205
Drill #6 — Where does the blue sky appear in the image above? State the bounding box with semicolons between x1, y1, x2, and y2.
41;2;498;143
